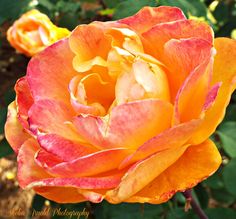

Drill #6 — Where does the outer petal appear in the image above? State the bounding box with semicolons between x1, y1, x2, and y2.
27;175;122;190
4;101;30;153
142;19;213;61
190;38;236;144
74;99;173;149
125;139;221;204
17;138;113;203
15;77;34;129
118;6;186;34
119;119;201;169
17;138;51;188
163;38;213;101
28;99;80;141
26;38;77;106
173;54;213;124
37;134;97;161
106;145;188;203
34;187;87;203
35;148;131;177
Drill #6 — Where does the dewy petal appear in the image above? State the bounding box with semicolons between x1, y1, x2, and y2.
35;148;131;177
4;101;31;154
28;99;80;141
142;19;213;61
69;24;111;62
119;119;201;169
74;99;173;149
190;38;236;144
15;77;34;130
17;138;51;189
125;139;221;204
163;38;213;101
118;6;186;34
106;145;189;203
27;38;77;107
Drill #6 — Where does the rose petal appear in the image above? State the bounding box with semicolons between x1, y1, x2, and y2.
27;38;77;106
73;56;107;73
69;24;111;62
34;187;87;203
35;148;131;177
74;99;173;149
28;99;80;141
37;134;97;161
164;38;213;101
190;38;236;144
173;54;213;124
119;119;201;169
27;175;122;190
4;101;31;153
118;6;186;34
17;138;51;188
124;139;221;204
15;77;34;130
106;145;188;203
17;138;119;203
202;83;221;112
35;149;63;167
142;19;213;61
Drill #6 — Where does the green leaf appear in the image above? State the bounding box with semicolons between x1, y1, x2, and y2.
174;193;186;204
205;208;236;219
203;170;224;189
4;89;15;106
222;158;236;197
222;104;236;122
0;107;7;134
56;1;81;14
58;13;80;30
211;188;235;205
103;0;123;8
113;0;157;20
0;0;31;24
166;208;197;219
212;1;229;25
99;8;115;16
158;0;207;17
38;0;55;11
0;138;14;158
94;201;163;219
194;184;209;209
217;122;236;158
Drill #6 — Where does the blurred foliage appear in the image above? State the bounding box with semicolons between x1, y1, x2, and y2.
1;0;236;219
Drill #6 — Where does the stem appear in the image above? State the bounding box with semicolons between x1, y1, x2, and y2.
182;189;208;219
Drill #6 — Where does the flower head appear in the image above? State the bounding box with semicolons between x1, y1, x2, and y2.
5;6;236;204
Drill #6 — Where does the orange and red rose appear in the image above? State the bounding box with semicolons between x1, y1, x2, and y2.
7;9;70;57
5;6;236;204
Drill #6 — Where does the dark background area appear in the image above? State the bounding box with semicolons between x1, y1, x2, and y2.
1;0;236;218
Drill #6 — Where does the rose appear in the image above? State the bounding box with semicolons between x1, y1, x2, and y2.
7;9;70;57
5;6;236;204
